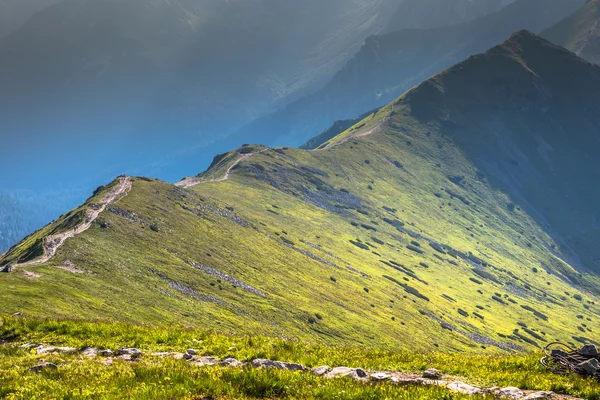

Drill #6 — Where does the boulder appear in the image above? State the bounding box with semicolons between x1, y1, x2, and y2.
578;358;599;375
579;344;599;357
325;367;367;379
82;347;99;358
220;357;244;367
498;387;524;399
194;357;219;366
311;366;330;376
186;349;198;356
251;359;307;371
524;392;554;400
550;349;568;358
36;346;77;355
98;349;113;357
423;368;443;379
28;362;58;372
370;372;391;382
447;382;482;395
116;348;143;357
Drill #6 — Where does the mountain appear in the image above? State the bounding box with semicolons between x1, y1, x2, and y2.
2;31;600;353
543;0;600;65
384;0;515;32
233;0;587;149
0;0;61;38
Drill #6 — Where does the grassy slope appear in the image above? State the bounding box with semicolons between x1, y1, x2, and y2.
543;0;600;64
2;318;600;399
2;32;600;359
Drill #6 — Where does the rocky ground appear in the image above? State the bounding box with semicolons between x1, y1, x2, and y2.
20;343;578;400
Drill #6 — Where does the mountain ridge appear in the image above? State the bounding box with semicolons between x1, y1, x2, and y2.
2;30;600;355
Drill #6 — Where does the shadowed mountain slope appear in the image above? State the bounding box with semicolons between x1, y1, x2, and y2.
2;31;600;354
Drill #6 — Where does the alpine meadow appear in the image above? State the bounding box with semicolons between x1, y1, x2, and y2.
2;1;600;399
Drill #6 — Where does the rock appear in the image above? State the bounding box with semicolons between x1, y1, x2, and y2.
183;353;194;360
390;377;423;385
98;349;113;357
220;357;244;367
325;366;367;379
82;347;99;358
194;357;219;366
498;387;524;399
116;348;143;358
12;311;21;316
311;366;330;376
36;346;77;355
117;354;133;361
103;357;114;366
251;359;307;371
20;343;41;349
423;368;443;379
524;392;554;400
186;349;197;356
550;349;569;358
579;344;599;357
578;358;599;374
370;372;391;382
447;382;483;395
28;362;58;372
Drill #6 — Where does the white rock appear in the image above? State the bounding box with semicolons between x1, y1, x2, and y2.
524;392;554;400
325;367;367;379
370;372;391;382
36;346;77;355
311;366;330;376
82;347;99;358
116;348;143;357
423;368;443;379
194;357;219;366
447;382;483;395
251;359;307;371
498;387;524;399
220;357;244;367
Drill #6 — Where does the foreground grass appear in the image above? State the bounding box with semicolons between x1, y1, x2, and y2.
2;318;600;399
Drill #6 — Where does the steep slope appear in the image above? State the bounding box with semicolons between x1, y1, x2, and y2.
234;0;586;148
543;0;600;65
2;31;600;354
384;0;515;32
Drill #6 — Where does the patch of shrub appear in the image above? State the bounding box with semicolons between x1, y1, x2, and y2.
406;245;424;254
349;240;369;250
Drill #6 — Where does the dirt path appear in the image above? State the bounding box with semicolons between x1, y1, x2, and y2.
7;176;132;271
575;20;599;56
177;151;265;188
317;115;389;151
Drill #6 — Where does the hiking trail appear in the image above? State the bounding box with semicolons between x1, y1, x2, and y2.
5;176;132;271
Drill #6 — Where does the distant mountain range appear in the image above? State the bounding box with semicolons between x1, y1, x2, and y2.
233;0;586;149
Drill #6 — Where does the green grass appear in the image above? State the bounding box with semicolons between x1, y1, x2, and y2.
2;317;600;399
